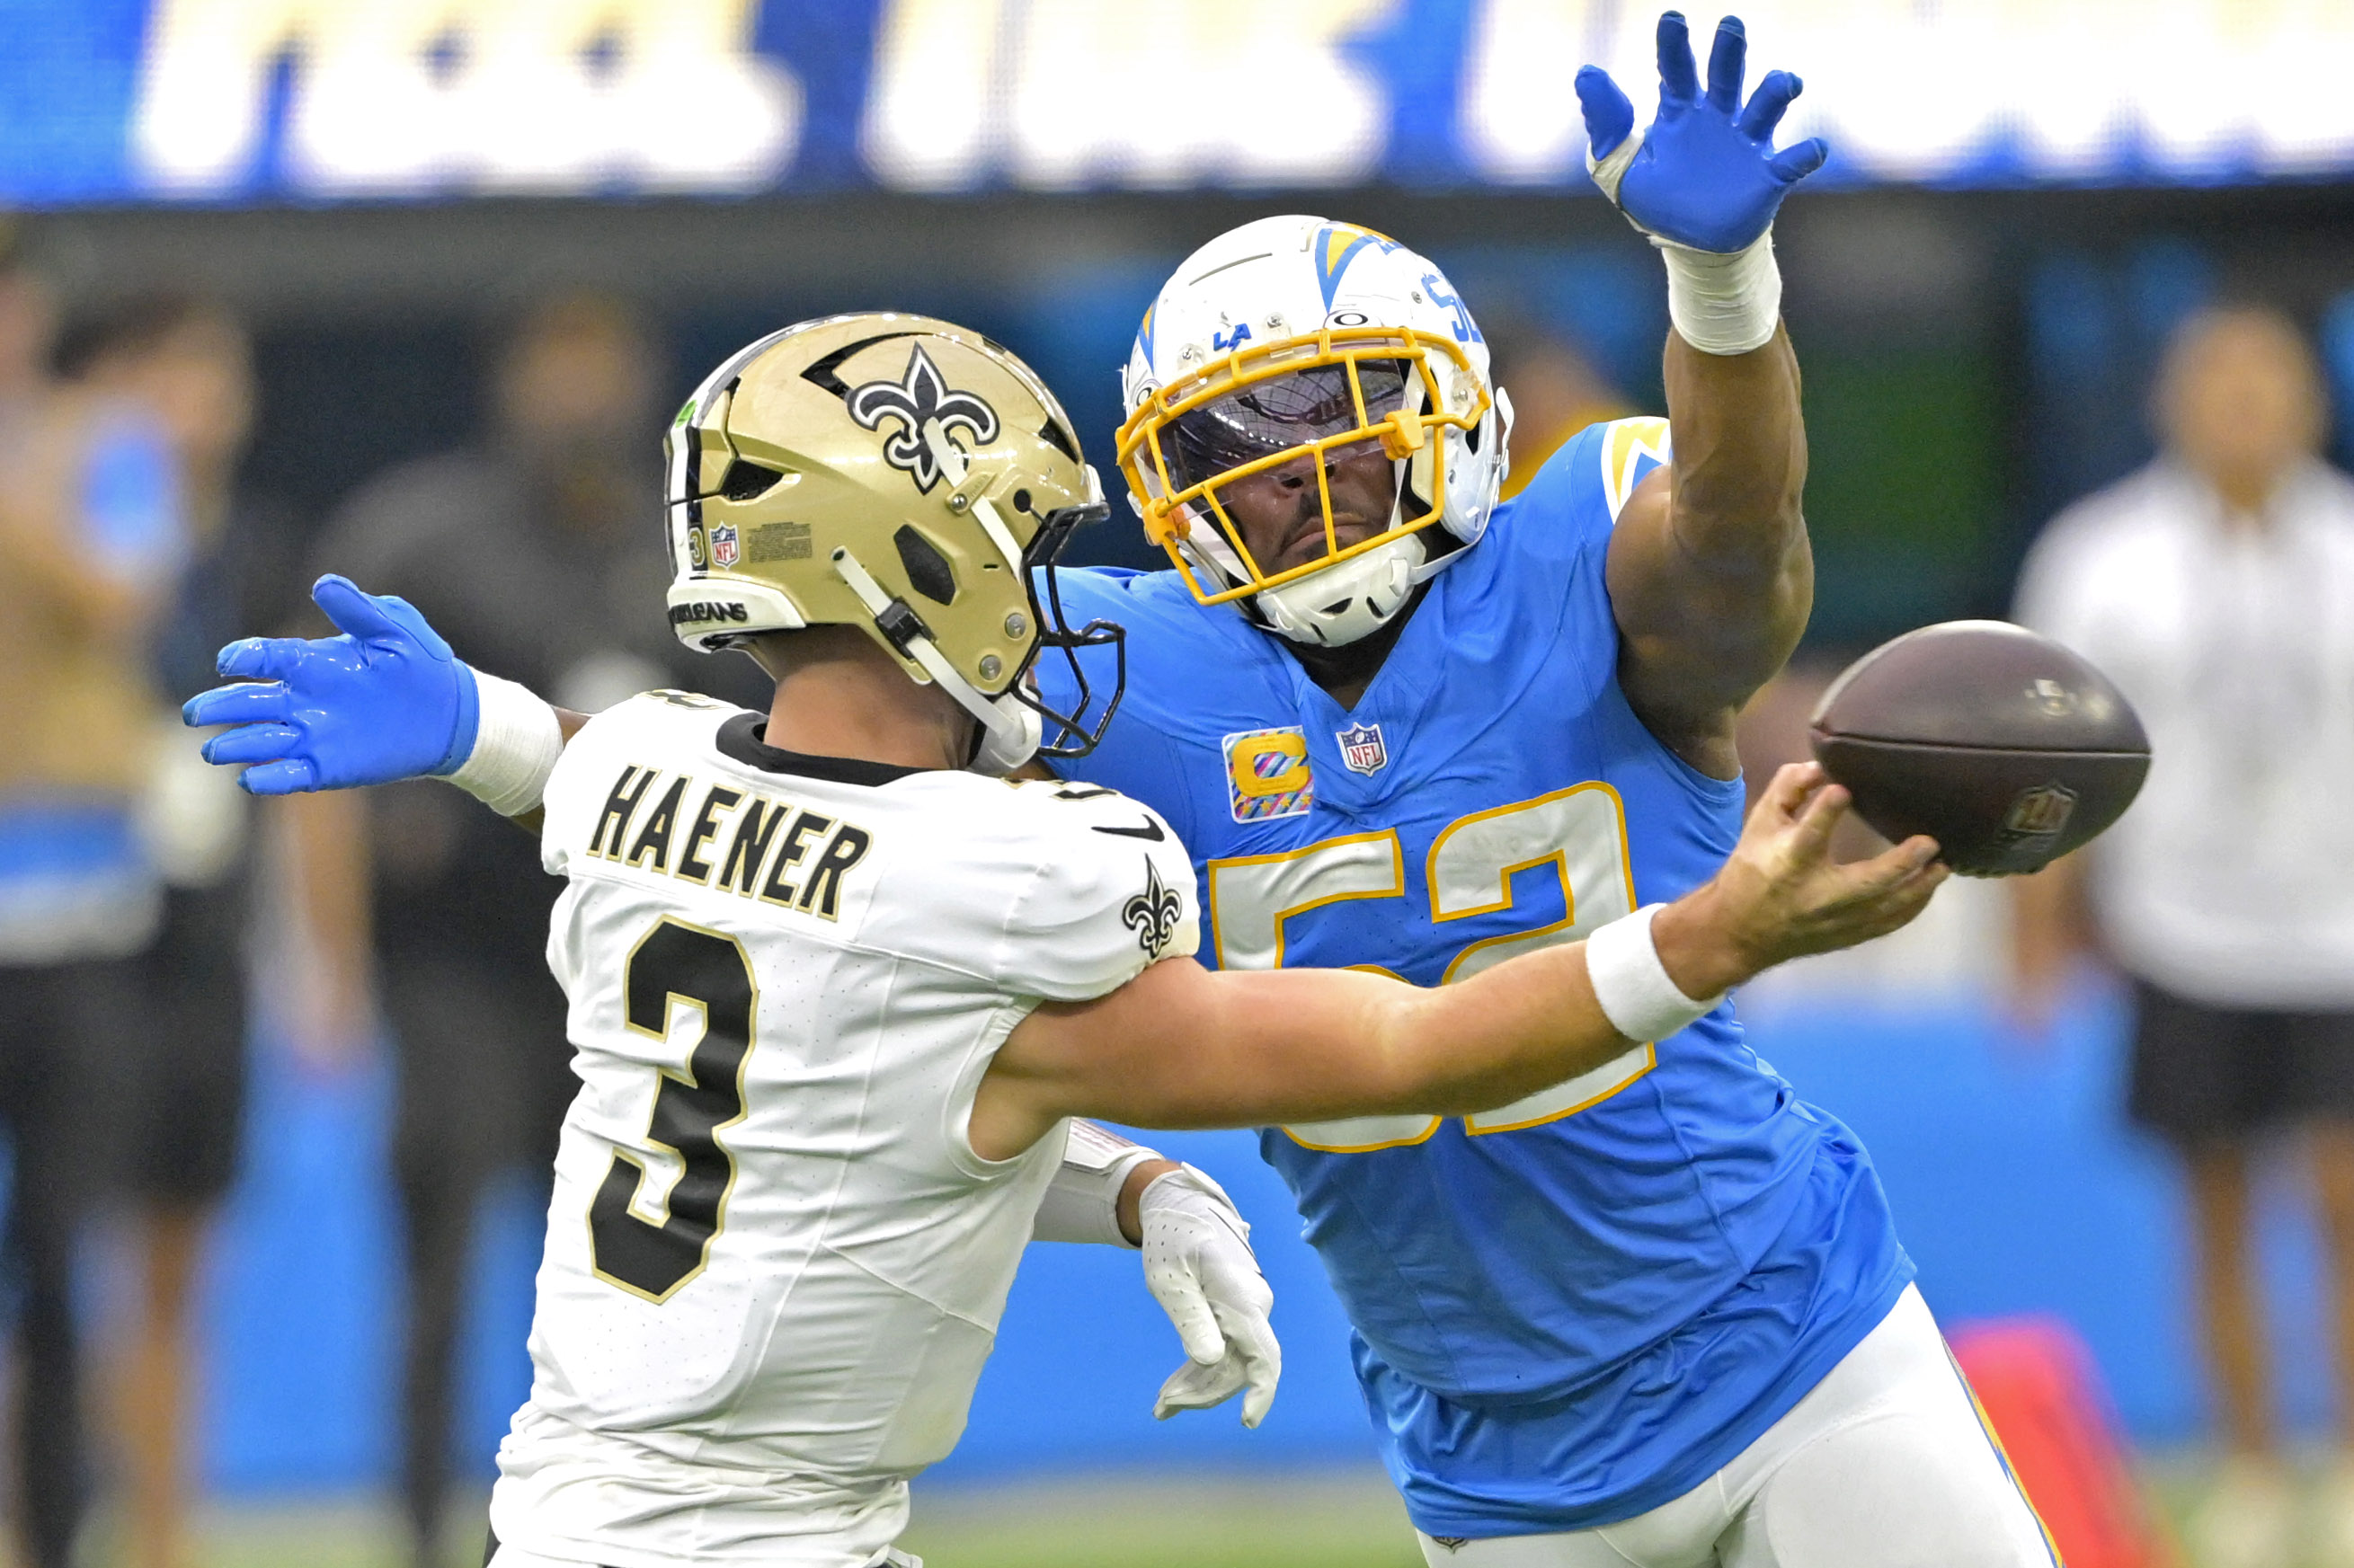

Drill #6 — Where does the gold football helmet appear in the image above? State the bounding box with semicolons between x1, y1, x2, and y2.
663;312;1121;770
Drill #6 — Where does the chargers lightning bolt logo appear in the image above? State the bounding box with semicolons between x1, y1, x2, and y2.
1312;221;1400;310
848;344;1000;494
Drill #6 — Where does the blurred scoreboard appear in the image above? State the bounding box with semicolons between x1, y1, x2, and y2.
9;0;2354;206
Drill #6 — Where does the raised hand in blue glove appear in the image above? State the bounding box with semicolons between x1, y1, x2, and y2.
1576;12;1825;254
182;573;481;796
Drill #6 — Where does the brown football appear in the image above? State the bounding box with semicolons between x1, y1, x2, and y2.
1807;620;2150;877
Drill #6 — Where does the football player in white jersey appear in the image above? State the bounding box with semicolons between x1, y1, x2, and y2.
185;314;1943;1568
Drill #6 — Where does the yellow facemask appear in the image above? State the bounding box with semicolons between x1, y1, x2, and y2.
1116;322;1491;607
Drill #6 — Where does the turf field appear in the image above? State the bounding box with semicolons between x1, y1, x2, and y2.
95;1469;1425;1568
80;1459;2221;1567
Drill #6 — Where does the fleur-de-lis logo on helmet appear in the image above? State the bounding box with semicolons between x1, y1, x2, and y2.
847;343;1001;494
1122;857;1184;960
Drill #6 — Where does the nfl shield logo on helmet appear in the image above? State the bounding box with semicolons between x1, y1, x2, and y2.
709;523;740;569
1337;722;1387;775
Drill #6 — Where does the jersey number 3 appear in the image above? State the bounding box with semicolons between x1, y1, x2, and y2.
1208;783;1654;1154
590;918;755;1303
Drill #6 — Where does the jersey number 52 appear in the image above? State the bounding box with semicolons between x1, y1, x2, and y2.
1207;783;1655;1153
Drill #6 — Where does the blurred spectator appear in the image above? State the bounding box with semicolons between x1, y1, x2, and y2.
1490;329;1632;498
2012;306;2354;1568
0;241;182;1568
58;295;289;1568
290;293;753;1567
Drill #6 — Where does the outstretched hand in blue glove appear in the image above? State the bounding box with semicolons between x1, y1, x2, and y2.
182;574;481;795
1576;12;1826;253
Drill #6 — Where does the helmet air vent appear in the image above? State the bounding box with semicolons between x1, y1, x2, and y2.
719;460;786;501
893;524;958;605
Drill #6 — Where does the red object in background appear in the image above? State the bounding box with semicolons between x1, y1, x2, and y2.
1948;1316;2176;1568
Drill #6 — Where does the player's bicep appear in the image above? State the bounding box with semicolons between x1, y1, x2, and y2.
1603;465;1680;644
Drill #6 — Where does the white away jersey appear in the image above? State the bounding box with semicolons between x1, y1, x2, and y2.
488;692;1197;1568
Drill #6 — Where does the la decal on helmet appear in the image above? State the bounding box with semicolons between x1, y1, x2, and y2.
663;312;1124;774
1117;216;1512;648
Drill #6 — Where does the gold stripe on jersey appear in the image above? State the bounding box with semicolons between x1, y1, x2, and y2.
583;763;876;924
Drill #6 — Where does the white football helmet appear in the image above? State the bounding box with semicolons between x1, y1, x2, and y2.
1116;216;1511;647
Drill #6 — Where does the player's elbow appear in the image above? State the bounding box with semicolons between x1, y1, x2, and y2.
1672;497;1808;590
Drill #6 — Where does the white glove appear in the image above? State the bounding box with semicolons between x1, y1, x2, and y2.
1139;1165;1280;1427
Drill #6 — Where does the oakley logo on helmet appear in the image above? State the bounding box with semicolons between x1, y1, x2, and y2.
669;601;751;627
847;343;999;494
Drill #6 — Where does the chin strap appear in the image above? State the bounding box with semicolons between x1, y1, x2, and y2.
830;545;1035;773
1251;530;1425;648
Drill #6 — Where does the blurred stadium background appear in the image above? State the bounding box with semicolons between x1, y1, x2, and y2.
6;1;2354;1564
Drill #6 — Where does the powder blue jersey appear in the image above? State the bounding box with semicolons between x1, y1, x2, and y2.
1035;419;1912;1536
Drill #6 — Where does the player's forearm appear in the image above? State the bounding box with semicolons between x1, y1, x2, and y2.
1368;898;1757;1112
1040;909;1743;1133
1663;325;1808;580
1360;947;1632;1113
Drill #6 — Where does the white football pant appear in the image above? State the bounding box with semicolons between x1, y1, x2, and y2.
1416;1287;2058;1568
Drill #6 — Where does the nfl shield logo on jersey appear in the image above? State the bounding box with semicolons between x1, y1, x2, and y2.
709;523;741;569
1337;722;1388;775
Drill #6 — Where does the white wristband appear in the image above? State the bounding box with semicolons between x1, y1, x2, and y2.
1033;1121;1161;1248
445;670;564;818
1586;905;1724;1042
1657;231;1781;356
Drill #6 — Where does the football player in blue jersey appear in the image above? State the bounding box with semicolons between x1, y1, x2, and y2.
176;15;2040;1564
1014;13;2059;1567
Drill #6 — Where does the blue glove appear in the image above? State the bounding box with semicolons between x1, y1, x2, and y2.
1575;12;1826;253
182;574;481;796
